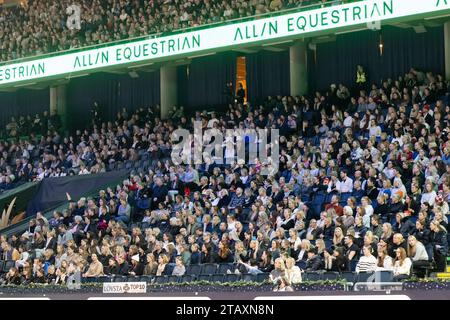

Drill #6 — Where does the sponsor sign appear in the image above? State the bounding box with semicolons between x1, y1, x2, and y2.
103;282;147;294
0;0;449;87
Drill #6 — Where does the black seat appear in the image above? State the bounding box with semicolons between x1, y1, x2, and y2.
304;271;323;281
96;276;113;283
224;274;240;282
322;271;340;281
2;260;14;273
139;275;154;283
180;275;196;283
166;263;175;275
167;275;181;283
201;263;218;275
81;277;91;283
197;274;211;282
241;273;257;282
127;276;140;282
113;275;127;282
154;276;168;284
256;273;270;283
186;264;202;275
376;270;394;282
217;263;235;274
211;274;224;283
355;272;375;283
340;271;356;284
412;262;435;278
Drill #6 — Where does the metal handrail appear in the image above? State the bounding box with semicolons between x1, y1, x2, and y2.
353;282;404;292
0;0;360;66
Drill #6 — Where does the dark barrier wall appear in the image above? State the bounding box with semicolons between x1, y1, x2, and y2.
0;88;50;131
309;25;445;91
177;52;237;110
66;71;160;131
246;49;290;106
26;170;129;216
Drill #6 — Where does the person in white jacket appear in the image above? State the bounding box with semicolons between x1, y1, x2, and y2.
393;247;412;281
407;236;429;262
15;246;30;269
285;257;302;284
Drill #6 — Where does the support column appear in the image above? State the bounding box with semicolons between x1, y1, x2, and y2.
160;65;178;120
289;40;308;96
50;85;68;132
445;21;450;81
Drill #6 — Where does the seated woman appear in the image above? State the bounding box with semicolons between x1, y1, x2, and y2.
172;256;186;276
407;235;429;265
156;254;170;276
393;247;412;281
258;250;274;273
144;253;158;276
376;246;393;270
82;253;104;277
269;258;286;284
285;257;302;284
355;246;377;273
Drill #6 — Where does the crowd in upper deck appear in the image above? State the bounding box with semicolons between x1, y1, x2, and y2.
0;0;356;62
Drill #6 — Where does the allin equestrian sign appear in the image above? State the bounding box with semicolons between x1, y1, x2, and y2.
0;0;448;87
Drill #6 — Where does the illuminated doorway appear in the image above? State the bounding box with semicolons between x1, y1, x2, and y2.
236;56;247;103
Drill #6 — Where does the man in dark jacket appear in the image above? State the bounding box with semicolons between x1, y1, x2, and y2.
306;247;323;271
116;256;130;275
394;213;416;239
151;177;168;209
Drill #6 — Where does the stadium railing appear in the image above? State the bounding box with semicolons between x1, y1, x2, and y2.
0;0;359;66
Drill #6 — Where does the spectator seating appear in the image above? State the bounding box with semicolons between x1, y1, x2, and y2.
0;0;346;63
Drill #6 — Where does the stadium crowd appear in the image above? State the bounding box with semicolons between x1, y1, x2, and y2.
0;66;449;287
0;0;358;63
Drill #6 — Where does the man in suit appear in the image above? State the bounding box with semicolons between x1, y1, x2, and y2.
43;230;57;252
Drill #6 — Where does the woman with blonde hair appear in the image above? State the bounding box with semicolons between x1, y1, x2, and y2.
333;227;345;247
315;239;326;257
407;235;429;265
296;239;311;268
381;222;393;243
144;253;158;275
285;257;302;284
156;254;170;276
269;257;286;283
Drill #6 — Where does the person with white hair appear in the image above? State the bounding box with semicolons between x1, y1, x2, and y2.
342;206;355;229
